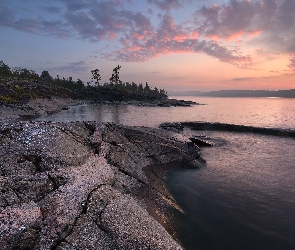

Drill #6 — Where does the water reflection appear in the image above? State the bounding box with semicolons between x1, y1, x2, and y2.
34;97;295;129
35;103;129;124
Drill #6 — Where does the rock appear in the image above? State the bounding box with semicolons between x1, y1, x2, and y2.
159;122;184;132
189;136;214;147
127;100;140;105
182;122;295;138
158;102;172;107
0;121;204;249
139;102;158;107
175;100;190;106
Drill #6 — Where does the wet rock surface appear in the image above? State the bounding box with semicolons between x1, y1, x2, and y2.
189;136;215;147
182;121;295;138
0;121;204;249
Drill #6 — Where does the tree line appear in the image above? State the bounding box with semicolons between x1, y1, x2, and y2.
0;60;167;97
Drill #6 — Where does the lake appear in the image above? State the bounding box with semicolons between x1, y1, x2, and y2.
35;96;295;129
34;96;295;250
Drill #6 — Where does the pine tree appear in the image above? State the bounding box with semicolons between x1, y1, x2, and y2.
91;69;101;86
0;60;11;77
110;65;122;85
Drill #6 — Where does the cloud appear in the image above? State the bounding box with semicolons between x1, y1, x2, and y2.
287;56;295;71
277;0;295;29
64;1;153;41
57;0;90;11
51;61;90;73
0;2;14;27
44;6;61;14
196;40;252;67
1;0;295;71
147;0;191;11
0;2;70;37
195;0;277;40
231;77;249;82
104;13;251;67
188;0;295;71
109;37;248;67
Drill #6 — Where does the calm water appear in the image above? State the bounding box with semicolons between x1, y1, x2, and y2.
33;97;295;250
167;130;295;250
35;96;295;129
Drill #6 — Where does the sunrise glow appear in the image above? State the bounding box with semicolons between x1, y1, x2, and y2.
0;0;294;91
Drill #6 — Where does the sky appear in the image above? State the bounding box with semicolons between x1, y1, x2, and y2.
0;0;295;91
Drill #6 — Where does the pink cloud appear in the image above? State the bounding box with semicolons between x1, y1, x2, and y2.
101;12;252;68
288;56;295;71
2;0;295;72
248;30;262;39
195;0;277;41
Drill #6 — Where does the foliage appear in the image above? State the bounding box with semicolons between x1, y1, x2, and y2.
40;70;52;81
109;65;122;86
91;69;101;86
0;60;12;76
0;95;17;103
0;60;168;104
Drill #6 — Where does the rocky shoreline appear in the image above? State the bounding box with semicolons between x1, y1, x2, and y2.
0;98;81;124
100;98;201;107
0;120;204;249
0;97;200;124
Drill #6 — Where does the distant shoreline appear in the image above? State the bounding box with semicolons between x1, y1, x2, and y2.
169;89;295;98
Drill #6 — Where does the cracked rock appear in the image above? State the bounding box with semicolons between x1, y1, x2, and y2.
0;121;204;249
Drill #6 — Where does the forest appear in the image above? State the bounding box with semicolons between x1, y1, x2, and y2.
0;60;167;99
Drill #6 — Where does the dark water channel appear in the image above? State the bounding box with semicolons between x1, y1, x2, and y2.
167;130;295;250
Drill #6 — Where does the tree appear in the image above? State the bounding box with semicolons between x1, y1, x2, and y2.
76;79;84;88
0;60;11;76
19;68;31;78
138;83;144;94
131;82;137;91
29;70;39;81
153;87;159;95
40;70;52;81
11;67;21;77
144;82;150;94
110;65;122;86
160;89;167;96
11;67;38;80
91;69;101;86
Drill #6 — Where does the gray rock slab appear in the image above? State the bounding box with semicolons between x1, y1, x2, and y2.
0;121;205;249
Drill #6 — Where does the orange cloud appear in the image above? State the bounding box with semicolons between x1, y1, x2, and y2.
225;31;245;41
248;30;262;40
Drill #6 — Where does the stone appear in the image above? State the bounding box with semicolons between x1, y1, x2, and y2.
189;136;215;147
159;122;184;132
